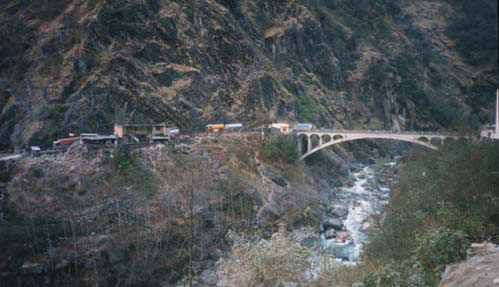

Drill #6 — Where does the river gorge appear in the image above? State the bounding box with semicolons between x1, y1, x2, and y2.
303;158;400;274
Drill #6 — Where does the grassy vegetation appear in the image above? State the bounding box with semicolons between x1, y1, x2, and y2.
108;146;159;200
217;225;311;287
296;95;319;124
112;146;139;175
356;141;499;286
262;134;298;164
217;141;499;286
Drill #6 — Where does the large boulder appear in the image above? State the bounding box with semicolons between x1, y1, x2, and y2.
323;218;344;230
439;250;499;287
330;204;348;218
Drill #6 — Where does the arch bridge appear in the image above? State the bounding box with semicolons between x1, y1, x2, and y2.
295;130;467;160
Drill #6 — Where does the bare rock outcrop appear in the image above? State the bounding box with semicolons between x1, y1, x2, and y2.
439;249;499;287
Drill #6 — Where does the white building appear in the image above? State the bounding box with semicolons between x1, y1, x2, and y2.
269;123;292;134
481;91;499;140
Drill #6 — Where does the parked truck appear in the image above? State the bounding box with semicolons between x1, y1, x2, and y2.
294;123;315;130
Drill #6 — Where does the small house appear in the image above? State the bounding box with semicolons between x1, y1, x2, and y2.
268;123;291;134
481;125;498;139
114;123;174;143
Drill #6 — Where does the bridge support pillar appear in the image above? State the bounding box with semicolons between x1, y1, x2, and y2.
307;135;311;153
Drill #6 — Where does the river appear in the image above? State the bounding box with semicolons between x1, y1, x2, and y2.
307;159;399;273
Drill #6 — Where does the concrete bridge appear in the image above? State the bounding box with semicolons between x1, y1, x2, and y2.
295;130;467;160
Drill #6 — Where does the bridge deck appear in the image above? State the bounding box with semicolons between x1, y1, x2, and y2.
296;129;463;136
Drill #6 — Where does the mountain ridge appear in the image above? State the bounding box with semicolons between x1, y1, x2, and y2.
0;0;497;150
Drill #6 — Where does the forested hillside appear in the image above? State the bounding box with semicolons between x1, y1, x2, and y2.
359;141;499;286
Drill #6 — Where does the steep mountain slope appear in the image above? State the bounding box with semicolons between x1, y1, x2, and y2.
0;133;338;286
0;0;497;149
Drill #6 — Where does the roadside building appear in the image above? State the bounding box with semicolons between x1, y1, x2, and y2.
481;125;498;139
29;146;41;156
268;123;291;134
80;133;118;145
114;123;175;143
480;92;499;140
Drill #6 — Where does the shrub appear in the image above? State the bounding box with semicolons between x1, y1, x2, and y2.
415;228;468;273
361;265;401;287
361;141;499;286
262;134;298;164
113;146;138;175
355;261;428;287
296;96;318;124
27;166;44;178
217;226;311;287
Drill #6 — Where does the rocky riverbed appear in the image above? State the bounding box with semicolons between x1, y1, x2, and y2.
166;158;401;286
303;158;400;268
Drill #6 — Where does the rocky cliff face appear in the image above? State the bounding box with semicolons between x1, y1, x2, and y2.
0;0;497;149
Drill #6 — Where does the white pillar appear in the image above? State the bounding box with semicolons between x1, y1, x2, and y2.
307;135;311;152
496;89;499;135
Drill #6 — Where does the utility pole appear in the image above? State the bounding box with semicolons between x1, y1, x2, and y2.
497;0;499;135
496;90;499;135
496;0;499;137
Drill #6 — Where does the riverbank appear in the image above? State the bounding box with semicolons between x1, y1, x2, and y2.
341;141;499;287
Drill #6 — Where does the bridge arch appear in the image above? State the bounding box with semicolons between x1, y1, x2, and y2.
333;134;344;140
321;134;332;144
430;137;442;146
417;136;429;143
297;133;309;155
299;133;439;160
310;134;321;150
